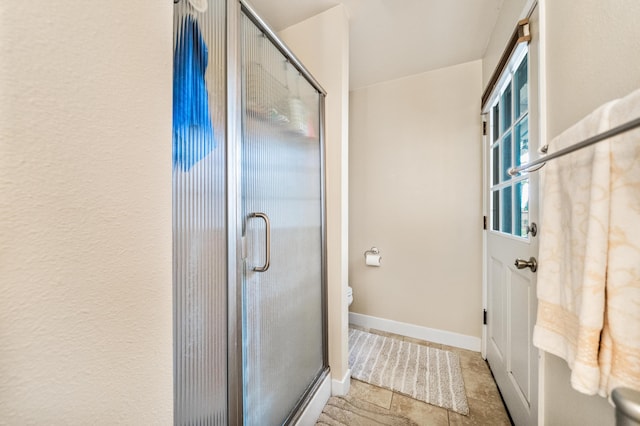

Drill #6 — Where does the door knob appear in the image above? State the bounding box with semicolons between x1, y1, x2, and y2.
514;257;537;272
526;222;538;237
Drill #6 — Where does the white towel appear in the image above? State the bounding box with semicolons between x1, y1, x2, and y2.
532;100;615;395
598;89;640;397
533;89;640;398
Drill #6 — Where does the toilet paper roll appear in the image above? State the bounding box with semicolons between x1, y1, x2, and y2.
365;253;381;266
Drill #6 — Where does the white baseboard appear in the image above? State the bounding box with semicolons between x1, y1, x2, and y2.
294;372;331;426
349;312;481;352
331;368;351;396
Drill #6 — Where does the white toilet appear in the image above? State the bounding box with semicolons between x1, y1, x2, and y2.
347;286;353;307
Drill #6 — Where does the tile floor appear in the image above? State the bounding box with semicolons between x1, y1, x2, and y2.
345;326;512;425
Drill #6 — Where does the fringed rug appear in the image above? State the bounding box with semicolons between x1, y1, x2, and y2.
349;328;469;415
316;396;417;426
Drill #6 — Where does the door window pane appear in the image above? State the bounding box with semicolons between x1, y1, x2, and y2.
488;52;529;239
515;56;528;118
488;52;530;238
515;180;530;237
501;132;512;181
501;187;512;234
492;103;500;142
500;83;512;133
515;117;529;167
492;190;500;231
492;145;500;185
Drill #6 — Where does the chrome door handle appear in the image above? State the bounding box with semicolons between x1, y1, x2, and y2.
514;257;537;272
526;222;538;237
249;212;270;272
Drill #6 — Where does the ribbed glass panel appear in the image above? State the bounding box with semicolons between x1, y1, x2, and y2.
241;13;324;426
173;1;226;424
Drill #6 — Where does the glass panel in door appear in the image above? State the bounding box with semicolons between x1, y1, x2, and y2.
173;0;227;424
241;13;324;426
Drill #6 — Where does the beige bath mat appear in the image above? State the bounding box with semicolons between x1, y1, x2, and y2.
348;328;469;415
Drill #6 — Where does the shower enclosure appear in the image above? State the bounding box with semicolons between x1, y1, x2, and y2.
172;1;328;425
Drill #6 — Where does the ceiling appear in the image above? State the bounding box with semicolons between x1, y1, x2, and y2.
247;0;504;89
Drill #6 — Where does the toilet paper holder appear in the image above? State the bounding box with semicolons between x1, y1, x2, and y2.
364;247;382;266
364;247;380;258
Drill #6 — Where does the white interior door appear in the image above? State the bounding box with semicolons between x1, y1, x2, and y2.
484;8;540;425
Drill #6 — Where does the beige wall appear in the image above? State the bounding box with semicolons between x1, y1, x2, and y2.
482;0;529;89
279;5;351;386
0;1;173;423
542;0;640;424
349;60;483;338
546;0;640;139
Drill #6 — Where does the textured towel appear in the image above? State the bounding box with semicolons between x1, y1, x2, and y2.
173;16;215;171
533;89;640;398
533;99;615;395
597;89;640;397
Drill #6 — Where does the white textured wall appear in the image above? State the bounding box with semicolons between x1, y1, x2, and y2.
349;60;483;339
482;0;529;89
546;0;640;139
279;5;351;386
542;1;640;424
0;1;173;424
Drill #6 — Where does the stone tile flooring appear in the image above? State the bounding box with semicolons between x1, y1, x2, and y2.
344;326;512;425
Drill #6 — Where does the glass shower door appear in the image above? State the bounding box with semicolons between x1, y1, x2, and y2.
240;12;324;425
172;1;227;424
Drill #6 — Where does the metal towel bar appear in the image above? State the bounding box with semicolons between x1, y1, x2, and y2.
613;388;640;426
508;116;640;176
